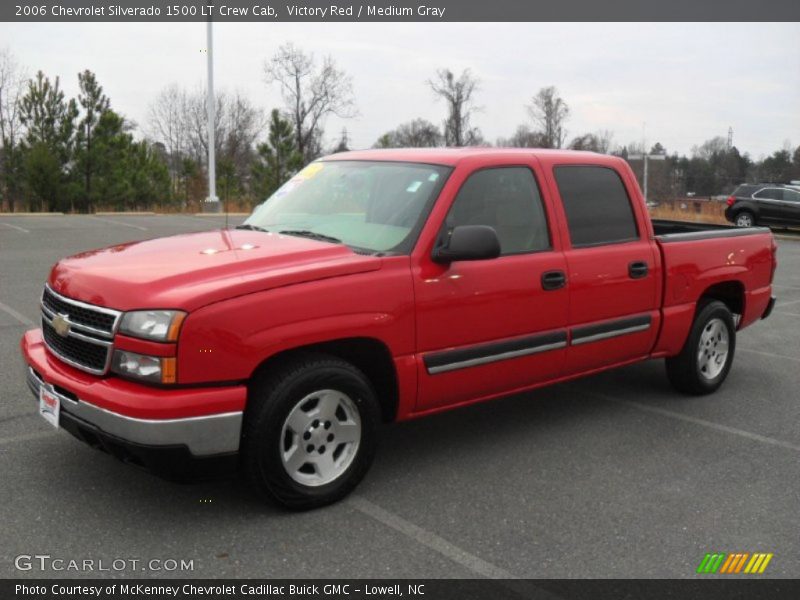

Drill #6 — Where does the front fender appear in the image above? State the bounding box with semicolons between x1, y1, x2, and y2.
175;259;415;384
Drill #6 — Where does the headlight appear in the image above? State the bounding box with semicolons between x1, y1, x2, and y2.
111;350;177;384
119;310;186;342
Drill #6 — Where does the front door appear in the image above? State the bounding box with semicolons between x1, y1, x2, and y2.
414;163;569;412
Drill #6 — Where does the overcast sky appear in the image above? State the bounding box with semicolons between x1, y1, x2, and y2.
2;22;799;158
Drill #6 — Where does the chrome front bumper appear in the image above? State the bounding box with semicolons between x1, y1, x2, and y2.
26;367;242;456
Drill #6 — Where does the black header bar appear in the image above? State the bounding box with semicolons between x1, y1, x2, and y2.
4;0;800;22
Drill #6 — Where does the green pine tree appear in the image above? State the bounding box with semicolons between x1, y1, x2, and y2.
252;109;302;201
18;71;78;211
75;70;110;211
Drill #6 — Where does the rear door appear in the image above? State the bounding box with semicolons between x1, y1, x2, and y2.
753;187;786;223
779;188;800;224
413;160;569;411
549;163;660;374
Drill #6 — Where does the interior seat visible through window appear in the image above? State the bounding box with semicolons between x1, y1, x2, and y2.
444;167;550;255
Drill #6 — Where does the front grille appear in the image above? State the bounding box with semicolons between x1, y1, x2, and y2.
42;318;110;373
39;285;120;375
42;286;116;334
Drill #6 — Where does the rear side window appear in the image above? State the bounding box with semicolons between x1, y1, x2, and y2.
554;166;639;247
785;189;800;203
754;188;784;201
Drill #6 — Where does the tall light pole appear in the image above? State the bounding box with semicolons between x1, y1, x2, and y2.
203;19;220;212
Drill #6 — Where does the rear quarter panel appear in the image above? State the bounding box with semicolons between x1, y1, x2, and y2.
653;231;774;356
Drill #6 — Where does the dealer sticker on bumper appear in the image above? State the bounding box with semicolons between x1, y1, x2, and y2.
39;385;60;429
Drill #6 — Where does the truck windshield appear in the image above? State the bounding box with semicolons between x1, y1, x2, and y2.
242;160;451;254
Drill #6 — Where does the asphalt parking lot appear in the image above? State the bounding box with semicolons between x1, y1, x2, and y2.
1;214;799;580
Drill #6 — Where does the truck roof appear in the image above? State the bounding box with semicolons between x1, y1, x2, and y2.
323;147;615;167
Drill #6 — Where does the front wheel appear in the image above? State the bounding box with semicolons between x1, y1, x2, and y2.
665;300;736;395
242;354;379;510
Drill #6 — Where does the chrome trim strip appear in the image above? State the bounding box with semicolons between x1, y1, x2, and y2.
570;323;651;346
40;316;112;376
41;311;113;347
25;368;241;456
39;338;110;376
40;301;115;340
40;284;119;375
26;367;43;397
43;283;123;330
427;340;567;375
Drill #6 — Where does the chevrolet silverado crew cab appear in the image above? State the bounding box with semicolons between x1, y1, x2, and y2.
21;149;777;509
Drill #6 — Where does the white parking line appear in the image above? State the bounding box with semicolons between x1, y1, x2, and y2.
90;216;148;231
0;301;35;327
738;347;800;363
776;297;800;308
348;495;518;579
0;430;57;447
0;222;30;233
594;393;800;454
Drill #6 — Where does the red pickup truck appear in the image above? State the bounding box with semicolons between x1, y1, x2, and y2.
21;149;776;509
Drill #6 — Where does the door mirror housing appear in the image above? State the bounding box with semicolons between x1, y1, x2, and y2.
432;225;501;263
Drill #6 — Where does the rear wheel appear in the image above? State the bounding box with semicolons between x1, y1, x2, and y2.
242;354;379;510
735;211;755;227
665;300;736;395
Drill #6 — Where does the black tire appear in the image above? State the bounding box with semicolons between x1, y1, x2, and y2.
665;300;736;395
734;210;755;228
242;353;379;510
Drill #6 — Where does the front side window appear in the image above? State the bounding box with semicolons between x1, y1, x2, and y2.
444;167;550;255
244;161;451;254
554;166;639;247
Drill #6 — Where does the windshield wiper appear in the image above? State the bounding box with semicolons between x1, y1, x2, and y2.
279;230;342;244
235;224;270;232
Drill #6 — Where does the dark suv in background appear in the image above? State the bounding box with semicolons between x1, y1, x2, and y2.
725;183;800;228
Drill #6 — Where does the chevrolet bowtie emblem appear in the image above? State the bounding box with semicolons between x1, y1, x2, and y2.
52;314;71;337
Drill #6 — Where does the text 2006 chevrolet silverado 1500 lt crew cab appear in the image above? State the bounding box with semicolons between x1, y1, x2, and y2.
21;149;777;509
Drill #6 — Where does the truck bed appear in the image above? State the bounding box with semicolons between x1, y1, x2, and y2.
652;219;771;242
650;219;775;356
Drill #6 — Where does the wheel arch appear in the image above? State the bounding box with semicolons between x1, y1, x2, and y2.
698;280;745;319
248;337;400;423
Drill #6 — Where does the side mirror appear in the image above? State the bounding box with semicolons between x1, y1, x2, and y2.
433;225;501;263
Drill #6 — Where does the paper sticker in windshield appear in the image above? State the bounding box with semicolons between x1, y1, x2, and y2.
406;181;422;193
296;163;324;180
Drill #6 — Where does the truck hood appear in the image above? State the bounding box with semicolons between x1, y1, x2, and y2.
49;229;382;311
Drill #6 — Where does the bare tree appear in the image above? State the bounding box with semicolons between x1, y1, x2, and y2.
568;133;601;152
527;86;569;149
497;125;547;148
0;48;27;211
374;118;443;148
428;68;481;147
146;84;189;192
595;129;614;154
264;43;356;163
184;89;263;180
148;85;263;195
692;136;728;160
